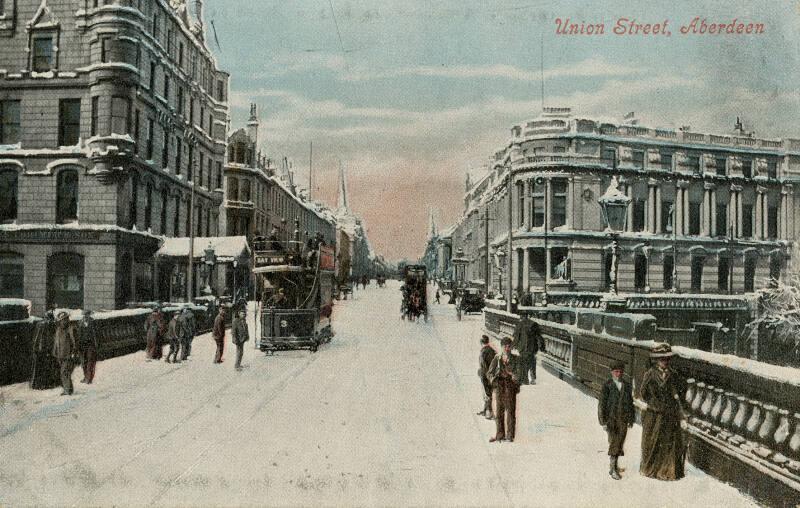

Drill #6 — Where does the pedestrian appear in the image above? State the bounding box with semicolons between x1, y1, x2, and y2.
231;308;249;370
598;361;635;480
166;313;182;363
78;310;99;384
640;343;688;481
512;314;542;385
30;310;59;390
487;337;522;442
52;311;77;396
212;307;226;364
144;307;164;361
180;307;195;360
435;289;441;304
476;335;496;420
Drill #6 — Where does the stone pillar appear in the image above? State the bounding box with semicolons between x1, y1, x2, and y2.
710;187;717;237
675;184;683;235
728;186;736;237
523;179;531;230
682;187;690;236
523;247;531;291
655;186;662;234
701;184;711;236
755;187;765;239
567;177;575;230
737;190;743;238
625;183;633;232
545;246;552;288
647;181;657;233
511;248;519;292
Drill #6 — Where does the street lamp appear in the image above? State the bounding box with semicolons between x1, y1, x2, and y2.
232;258;238;303
202;242;216;296
598;177;631;300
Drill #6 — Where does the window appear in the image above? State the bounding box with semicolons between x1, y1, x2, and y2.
216;161;222;189
687;154;700;174
631;150;644;169
162;134;169;169
152;12;159;40
128;172;138;229
241;179;251;201
550;248;569;280
144;182;153;230
176;138;182;175
744;257;756;292
632;199;645;232
660;151;673;171
551;179;567;227
742;160;752;178
742;204;753;238
768;206;778;239
58;99;81;146
205;209;211;237
185;200;190;236
663;254;674;290
634;253;647;291
691;255;705;292
195;205;202;236
216;79;225;102
189;99;195;125
199;106;204;129
177;87;184;115
208;114;213;135
661;200;673;233
163;73;170;101
32;37;53;72
198;153;204;186
146;118;154;160
767;161;778;179
134;110;140;152
516;182;524;227
531;180;545;227
0;253;24;298
56;169;79;223
90;96;99;136
160;188;168;234
178;42;184;67
110;96;130;134
688;201;701;235
47;253;84;310
227;177;238;200
100;35;112;63
173;196;180;235
0;100;20;144
149;61;156;90
716;204;728;237
0;169;18;222
603;251;612;290
603;148;616;168
716;157;726;176
718;257;730;292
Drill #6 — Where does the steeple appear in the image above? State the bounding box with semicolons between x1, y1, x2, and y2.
428;209;437;238
246;104;259;152
337;161;350;213
465;171;471;192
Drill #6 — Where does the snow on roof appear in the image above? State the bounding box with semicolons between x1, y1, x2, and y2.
0;298;31;307
156;236;251;260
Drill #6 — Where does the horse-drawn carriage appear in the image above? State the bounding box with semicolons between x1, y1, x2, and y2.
401;265;428;321
253;232;335;353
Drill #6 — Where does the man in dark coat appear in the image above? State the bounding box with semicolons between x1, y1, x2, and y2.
165;313;182;363
476;335;496;420
212;307;226;364
640;343;688;481
52;312;77;395
144;308;165;360
598;360;635;480
231;308;249;370
180;307;195;360
78;310;99;384
512;315;543;385
30;310;59;389
487;337;522;442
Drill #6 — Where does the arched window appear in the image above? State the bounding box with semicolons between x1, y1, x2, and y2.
56;169;78;223
47;252;84;309
0;169;18;222
227;176;238;200
0;252;24;298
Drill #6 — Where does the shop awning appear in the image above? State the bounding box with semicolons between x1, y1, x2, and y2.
156;236;251;263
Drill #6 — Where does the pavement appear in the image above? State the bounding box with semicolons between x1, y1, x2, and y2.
0;281;756;507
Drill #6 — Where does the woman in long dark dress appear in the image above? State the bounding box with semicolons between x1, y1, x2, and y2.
639;343;688;481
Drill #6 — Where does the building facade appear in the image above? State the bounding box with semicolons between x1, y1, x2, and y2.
0;0;230;313
445;108;799;303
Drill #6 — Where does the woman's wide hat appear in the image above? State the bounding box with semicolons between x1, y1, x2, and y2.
650;343;674;358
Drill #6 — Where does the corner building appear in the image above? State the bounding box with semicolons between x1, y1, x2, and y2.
0;0;230;313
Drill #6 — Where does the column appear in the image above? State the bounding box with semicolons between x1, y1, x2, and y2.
728;187;736;237
682;187;690;236
737;190;743;238
655;186;662;234
762;191;769;240
511;248;519;292
545;246;552;287
710;187;717;237
523;179;531;230
779;190;786;239
523;247;531;291
675;184;683;235
755;188;764;239
647;182;657;233
625;184;633;232
701;184;711;236
567;177;575;229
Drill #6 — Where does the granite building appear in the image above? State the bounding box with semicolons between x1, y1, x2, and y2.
0;0;230;313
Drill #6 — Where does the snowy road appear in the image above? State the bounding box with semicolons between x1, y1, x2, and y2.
0;281;755;507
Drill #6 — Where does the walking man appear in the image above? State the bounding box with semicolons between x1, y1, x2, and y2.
512;314;542;385
598;361;635;480
79;310;99;384
180;307;195;360
231;308;249;370
52;312;77;395
476;335;496;420
31;310;59;390
212;307;226;364
435;289;441;304
640;343;688;481
166;312;182;363
144;307;164;361
487;337;522;442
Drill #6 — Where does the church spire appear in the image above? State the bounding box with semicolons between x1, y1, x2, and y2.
428;209;437;238
337;161;350;213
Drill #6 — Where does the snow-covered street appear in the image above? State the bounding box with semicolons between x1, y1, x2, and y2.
0;281;756;507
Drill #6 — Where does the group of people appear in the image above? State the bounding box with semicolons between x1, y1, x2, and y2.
479;315;688;482
31;310;99;395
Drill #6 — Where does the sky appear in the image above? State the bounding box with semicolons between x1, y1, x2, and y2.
206;0;800;261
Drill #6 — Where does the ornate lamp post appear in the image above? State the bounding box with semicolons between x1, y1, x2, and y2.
202;242;216;296
598;177;630;310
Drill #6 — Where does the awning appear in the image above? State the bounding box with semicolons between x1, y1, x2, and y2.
156;236;251;263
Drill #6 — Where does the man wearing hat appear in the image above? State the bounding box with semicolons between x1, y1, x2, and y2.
78;310;99;384
639;343;688;481
212;306;227;364
598;360;635;480
52;311;77;395
476;335;496;420
486;337;523;442
31;309;59;389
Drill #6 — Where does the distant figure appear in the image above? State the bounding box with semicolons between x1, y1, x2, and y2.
78;310;99;384
30;310;59;389
180;307;195;360
145;308;164;361
212;307;226;364
477;335;496;420
598;361;635;480
267;288;288;309
53;312;77;396
166;313;182;363
268;227;282;251
435;289;441;304
512;315;542;385
487;337;522;442
640;344;688;481
231;309;249;370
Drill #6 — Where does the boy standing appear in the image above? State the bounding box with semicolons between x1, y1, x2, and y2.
598;361;635;480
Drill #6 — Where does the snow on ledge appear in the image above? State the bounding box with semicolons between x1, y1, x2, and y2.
0;158;24;169
674;346;800;387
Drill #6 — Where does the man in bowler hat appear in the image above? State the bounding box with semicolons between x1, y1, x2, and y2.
598;360;635;480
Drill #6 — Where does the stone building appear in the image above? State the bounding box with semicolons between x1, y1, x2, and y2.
0;0;230;313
